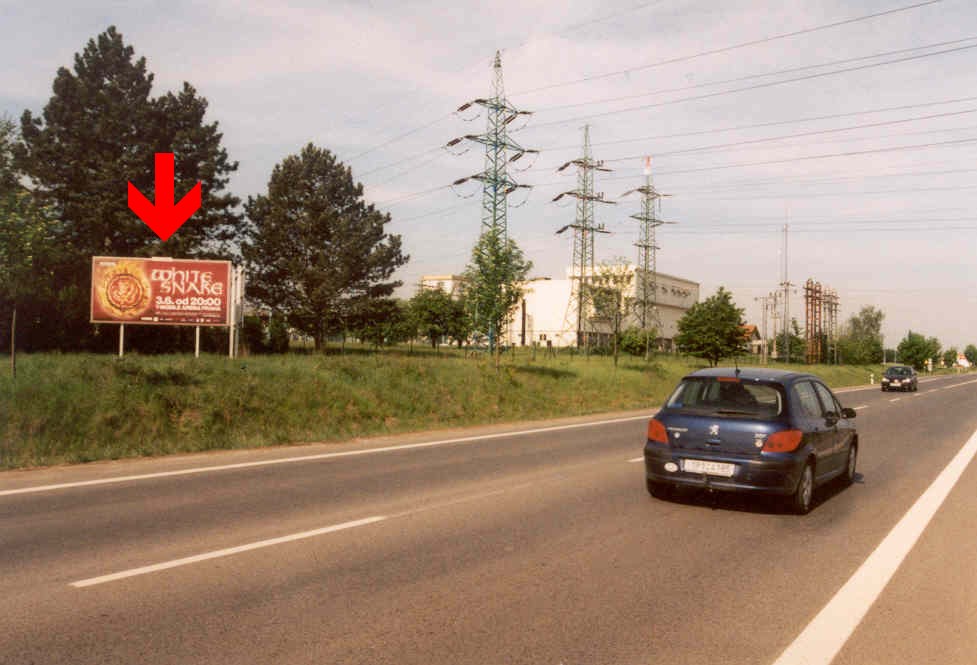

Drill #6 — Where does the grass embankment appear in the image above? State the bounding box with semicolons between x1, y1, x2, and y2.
0;350;887;469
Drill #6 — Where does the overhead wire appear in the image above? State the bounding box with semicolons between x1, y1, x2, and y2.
511;0;944;95
524;43;977;131
524;137;977;187
597;112;977;163
535;36;977;113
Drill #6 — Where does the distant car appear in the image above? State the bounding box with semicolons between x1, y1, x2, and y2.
643;368;858;514
881;365;917;392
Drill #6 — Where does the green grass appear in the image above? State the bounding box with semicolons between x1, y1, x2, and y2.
0;349;920;469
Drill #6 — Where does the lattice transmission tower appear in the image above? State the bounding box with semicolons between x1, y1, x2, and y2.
804;279;824;364
448;51;537;349
552;125;614;348
621;156;676;357
449;51;537;240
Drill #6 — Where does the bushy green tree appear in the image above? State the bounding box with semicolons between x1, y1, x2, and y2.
773;318;805;364
588;260;635;367
943;347;958;368
897;331;940;370
243;143;407;350
462;228;531;353
674;286;745;367
355;299;415;349
15;26;240;350
409;288;466;350
965;344;977;366
0;118;59;372
619;326;656;357
837;306;884;365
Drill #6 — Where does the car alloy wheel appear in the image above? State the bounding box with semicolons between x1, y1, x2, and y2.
844;444;857;485
792;463;814;514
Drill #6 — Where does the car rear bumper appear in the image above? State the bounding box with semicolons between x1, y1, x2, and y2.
644;443;806;495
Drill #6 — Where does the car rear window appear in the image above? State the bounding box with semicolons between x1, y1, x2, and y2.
665;378;783;419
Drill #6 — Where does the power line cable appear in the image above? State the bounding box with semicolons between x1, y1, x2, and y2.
524;137;977;185
540;95;977;151
344;2;669;163
525;43;977;131
512;0;944;96
537;36;977;113
597;111;977;163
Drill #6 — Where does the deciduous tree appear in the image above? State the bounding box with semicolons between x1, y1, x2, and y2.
588;260;635;366
897;331;940;370
837;306;884;365
462;228;531;353
965;344;977;367
409;288;466;350
674;287;745;367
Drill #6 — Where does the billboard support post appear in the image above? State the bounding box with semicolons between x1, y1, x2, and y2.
118;324;125;358
227;267;236;359
195;326;200;358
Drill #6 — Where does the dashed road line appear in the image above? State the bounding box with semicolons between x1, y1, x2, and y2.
71;516;388;588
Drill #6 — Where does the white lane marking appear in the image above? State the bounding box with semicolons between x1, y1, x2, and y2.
1;414;653;498
853;406;869;411
73;482;536;589
71;516;387;588
772;426;977;665
889;398;901;402
628;457;644;463
943;378;977;390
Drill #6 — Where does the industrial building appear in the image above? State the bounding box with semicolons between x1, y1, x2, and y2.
420;268;699;350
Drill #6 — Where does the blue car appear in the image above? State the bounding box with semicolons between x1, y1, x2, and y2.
644;368;858;514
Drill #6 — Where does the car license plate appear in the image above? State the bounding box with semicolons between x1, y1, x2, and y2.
683;459;736;477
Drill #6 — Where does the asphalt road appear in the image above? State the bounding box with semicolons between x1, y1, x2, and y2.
2;373;976;665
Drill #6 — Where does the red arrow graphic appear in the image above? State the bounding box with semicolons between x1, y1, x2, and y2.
128;153;202;241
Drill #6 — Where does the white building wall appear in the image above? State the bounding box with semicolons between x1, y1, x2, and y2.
504;269;699;348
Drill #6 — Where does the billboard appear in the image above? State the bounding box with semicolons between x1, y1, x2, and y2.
91;257;231;326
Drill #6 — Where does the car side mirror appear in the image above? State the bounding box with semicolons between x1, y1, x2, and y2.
841;407;856;419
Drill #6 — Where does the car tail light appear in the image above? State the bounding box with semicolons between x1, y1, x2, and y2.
762;429;803;452
647;418;669;444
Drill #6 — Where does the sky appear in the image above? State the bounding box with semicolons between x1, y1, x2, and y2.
2;0;976;349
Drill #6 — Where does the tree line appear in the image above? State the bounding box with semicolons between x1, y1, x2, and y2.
671;289;977;370
0;27;420;355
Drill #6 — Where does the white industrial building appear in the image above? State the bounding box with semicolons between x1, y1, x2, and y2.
503;268;699;349
419;268;698;349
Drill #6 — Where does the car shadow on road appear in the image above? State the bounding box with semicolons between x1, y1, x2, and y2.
651;472;864;515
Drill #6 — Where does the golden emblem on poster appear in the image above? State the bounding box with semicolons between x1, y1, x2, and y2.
95;260;152;320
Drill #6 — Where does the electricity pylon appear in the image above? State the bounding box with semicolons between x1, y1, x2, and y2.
553;125;614;348
449;51;537;241
621;156;676;358
447;51;537;352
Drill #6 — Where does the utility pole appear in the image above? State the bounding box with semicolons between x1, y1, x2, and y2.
553;125;614;350
780;222;794;364
622;156;676;360
755;293;776;364
449;51;537;353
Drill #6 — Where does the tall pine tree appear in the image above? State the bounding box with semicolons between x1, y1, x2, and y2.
243;143;407;350
16;26;240;350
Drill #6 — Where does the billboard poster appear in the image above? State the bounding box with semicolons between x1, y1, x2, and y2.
91;257;231;326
